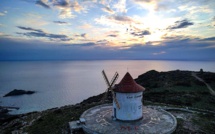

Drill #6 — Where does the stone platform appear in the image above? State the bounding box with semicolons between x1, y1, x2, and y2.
80;104;177;134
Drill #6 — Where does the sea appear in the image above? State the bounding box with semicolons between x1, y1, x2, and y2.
0;60;215;114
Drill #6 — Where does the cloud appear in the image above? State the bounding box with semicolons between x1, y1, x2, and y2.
36;0;84;12
96;39;109;45
17;13;49;26
17;26;72;41
1;35;215;61
178;4;213;16
0;11;7;16
132;0;161;11
52;0;76;18
70;1;84;12
160;35;215;49
36;0;51;9
126;37;215;60
130;30;151;38
152;51;166;55
109;15;132;22
79;23;92;29
53;21;69;25
113;0;127;13
102;6;115;14
58;8;75;18
82;0;97;2
110;15;142;24
213;16;215;26
126;36;215;60
72;42;95;47
133;0;156;3
167;19;194;30
139;30;151;35
81;33;87;38
98;0;109;5
105;30;119;38
108;34;118;37
202;37;215;41
0;37;100;61
0;32;5;36
17;32;72;41
95;15;142;27
34;0;86;18
74;33;88;38
17;26;43;33
53;0;70;8
56;0;86;18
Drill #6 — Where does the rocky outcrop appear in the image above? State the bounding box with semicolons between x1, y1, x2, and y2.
3;89;35;97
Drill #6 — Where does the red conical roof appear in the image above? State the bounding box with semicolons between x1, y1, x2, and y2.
114;72;145;93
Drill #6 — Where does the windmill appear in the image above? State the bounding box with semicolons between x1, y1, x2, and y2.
101;70;120;109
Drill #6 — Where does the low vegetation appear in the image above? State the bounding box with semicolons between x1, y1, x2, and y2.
136;70;215;111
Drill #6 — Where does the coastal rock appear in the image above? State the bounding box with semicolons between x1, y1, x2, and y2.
0;108;9;114
3;89;35;97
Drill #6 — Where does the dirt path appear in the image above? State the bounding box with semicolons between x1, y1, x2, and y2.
192;72;215;96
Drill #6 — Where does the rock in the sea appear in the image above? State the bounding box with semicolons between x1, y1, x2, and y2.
3;89;35;97
0;107;9;114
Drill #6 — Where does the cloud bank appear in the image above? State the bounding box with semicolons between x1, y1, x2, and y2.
17;26;72;41
0;36;215;61
167;19;194;30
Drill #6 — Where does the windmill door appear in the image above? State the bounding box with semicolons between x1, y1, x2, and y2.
114;108;116;118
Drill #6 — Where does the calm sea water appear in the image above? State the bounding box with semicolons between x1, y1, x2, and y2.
0;60;215;114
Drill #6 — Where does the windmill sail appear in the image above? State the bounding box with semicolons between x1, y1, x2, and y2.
102;70;111;87
102;70;120;109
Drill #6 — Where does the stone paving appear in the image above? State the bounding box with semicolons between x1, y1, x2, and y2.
80;104;177;134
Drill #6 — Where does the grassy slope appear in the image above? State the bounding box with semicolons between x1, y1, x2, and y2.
137;70;215;133
26;98;103;134
136;70;215;111
25;105;87;134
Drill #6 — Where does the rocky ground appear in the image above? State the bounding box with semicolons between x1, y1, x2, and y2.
1;69;215;134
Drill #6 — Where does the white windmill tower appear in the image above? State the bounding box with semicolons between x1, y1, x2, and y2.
102;70;145;121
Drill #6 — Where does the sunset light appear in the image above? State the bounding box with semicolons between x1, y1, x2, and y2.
0;0;215;60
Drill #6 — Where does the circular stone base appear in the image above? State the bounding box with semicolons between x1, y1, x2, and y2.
81;104;177;134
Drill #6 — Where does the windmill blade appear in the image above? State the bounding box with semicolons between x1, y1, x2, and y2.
110;72;119;87
101;70;111;103
102;70;111;87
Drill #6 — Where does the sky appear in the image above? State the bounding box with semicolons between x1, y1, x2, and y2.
0;0;215;60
